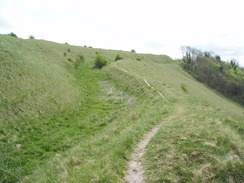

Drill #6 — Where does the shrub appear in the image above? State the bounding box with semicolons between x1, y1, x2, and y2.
67;48;71;52
136;58;141;61
8;32;17;37
131;49;136;53
29;35;35;39
94;54;107;69
67;58;72;62
115;54;123;61
64;52;67;57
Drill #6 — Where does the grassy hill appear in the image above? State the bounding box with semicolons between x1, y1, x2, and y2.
0;35;243;182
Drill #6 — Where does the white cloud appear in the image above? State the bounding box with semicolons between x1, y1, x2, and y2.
0;0;244;66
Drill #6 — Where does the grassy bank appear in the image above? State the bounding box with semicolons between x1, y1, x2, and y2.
0;65;128;182
145;97;244;182
1;35;243;182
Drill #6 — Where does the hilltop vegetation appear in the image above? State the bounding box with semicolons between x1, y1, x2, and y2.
0;35;243;182
0;34;172;182
181;46;244;105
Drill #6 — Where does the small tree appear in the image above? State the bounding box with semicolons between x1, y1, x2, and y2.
29;35;35;39
215;55;221;61
131;49;136;53
94;54;107;69
230;59;238;70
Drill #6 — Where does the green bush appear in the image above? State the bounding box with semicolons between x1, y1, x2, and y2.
131;49;136;53
136;58;141;61
115;54;123;61
8;32;17;37
94;54;107;69
29;35;35;39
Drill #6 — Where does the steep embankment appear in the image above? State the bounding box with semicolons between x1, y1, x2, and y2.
113;59;244;182
0;36;80;122
0;35;243;182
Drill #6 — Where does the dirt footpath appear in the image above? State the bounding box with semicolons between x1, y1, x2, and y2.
125;107;183;183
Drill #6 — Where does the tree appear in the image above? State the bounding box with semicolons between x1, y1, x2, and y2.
131;49;136;53
230;59;238;70
215;55;221;61
204;51;211;58
181;46;244;105
29;35;35;39
219;64;223;72
181;46;202;64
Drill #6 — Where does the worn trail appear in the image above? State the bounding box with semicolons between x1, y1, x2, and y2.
125;108;183;183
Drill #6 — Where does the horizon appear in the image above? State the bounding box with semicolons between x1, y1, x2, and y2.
1;0;244;66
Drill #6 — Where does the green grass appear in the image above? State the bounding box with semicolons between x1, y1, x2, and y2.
0;64;127;182
145;98;244;182
0;35;173;182
21;96;171;183
0;34;243;182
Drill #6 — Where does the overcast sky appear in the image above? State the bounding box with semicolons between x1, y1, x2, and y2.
1;0;244;66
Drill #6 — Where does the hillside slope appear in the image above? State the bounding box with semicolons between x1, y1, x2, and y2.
0;35;243;182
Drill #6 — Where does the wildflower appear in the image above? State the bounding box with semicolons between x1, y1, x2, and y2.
122;171;125;174
152;145;154;147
